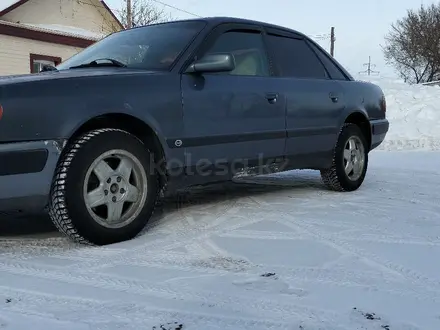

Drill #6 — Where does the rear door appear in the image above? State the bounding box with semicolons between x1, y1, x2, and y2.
180;23;287;178
263;28;346;167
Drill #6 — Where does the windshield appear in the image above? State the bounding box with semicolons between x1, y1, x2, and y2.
57;20;207;71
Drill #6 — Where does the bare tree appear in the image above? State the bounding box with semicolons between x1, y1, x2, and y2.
382;4;440;84
119;0;172;28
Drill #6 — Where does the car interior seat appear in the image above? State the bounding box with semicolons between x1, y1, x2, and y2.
232;50;264;76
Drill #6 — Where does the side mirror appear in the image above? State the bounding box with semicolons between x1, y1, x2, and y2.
185;53;235;74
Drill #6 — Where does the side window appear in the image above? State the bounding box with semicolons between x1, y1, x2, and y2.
201;30;269;77
266;34;327;79
307;41;348;80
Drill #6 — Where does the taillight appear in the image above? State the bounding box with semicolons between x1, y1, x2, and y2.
0;104;3;121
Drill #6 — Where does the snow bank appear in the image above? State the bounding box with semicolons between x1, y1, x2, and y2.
357;75;440;151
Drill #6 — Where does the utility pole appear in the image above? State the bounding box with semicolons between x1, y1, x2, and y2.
126;0;132;29
330;27;335;57
359;56;379;76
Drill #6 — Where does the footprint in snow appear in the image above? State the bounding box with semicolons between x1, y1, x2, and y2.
232;273;307;296
350;308;421;330
152;322;183;330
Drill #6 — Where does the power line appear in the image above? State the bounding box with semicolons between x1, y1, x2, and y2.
121;0;202;18
149;0;202;17
359;56;379;76
77;0;201;19
307;27;334;55
310;33;330;40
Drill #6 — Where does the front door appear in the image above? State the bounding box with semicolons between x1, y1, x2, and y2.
180;24;286;180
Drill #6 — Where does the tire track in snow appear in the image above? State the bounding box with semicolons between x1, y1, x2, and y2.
0;287;300;330
0;195;240;264
239;210;440;249
59;198;256;271
6;235;433;305
230;168;440;302
218;229;312;240
342;235;440;246
275;214;440;303
115;245;440;303
279;206;440;290
0;260;348;324
0;237;76;258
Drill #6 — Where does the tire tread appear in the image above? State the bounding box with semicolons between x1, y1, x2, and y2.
320;123;366;192
48;128;161;245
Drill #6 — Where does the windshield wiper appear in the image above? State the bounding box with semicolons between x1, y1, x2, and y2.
69;58;127;69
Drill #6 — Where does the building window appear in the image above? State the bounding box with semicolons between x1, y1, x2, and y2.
30;54;62;73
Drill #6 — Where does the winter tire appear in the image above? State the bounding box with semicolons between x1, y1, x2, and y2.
320;123;368;192
48;128;159;245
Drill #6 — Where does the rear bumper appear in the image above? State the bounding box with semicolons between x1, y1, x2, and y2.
0;140;66;216
370;119;389;150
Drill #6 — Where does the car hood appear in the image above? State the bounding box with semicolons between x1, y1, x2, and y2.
0;68;162;86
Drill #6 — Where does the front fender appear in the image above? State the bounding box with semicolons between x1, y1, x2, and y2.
63;107;165;144
0;72;183;148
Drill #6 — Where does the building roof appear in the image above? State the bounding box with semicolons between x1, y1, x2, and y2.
0;20;104;41
0;0;123;30
0;19;97;48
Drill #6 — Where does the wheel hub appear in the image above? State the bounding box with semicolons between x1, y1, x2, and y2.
110;183;119;194
350;150;357;162
343;136;365;182
105;176;128;203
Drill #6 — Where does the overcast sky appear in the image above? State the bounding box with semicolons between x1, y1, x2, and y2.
105;0;432;78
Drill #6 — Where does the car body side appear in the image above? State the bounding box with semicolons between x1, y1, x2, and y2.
0;17;389;216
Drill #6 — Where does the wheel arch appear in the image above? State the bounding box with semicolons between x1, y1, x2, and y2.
343;111;371;151
64;113;168;190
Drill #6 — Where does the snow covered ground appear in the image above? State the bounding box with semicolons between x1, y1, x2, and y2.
1;77;440;330
361;76;440;151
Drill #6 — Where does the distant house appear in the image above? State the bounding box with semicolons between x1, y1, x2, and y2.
0;0;123;76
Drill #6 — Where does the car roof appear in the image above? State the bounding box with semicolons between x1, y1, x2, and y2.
129;16;307;38
204;17;306;35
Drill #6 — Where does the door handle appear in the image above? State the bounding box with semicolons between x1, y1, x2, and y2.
265;92;278;104
329;92;339;103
